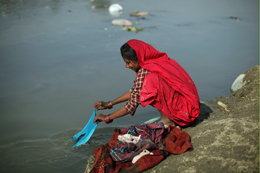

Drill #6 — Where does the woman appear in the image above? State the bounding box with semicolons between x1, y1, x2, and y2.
93;39;200;127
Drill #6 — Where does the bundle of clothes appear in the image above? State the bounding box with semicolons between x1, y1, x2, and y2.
88;122;193;173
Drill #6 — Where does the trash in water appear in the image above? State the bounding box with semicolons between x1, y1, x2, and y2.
109;3;123;12
112;19;132;26
122;27;144;32
130;11;149;16
229;16;240;21
108;4;123;16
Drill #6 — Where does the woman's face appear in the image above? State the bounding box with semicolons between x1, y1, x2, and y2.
122;56;140;72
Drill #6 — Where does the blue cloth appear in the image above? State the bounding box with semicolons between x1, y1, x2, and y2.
71;109;98;148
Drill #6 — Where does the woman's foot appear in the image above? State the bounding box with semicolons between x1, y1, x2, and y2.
158;110;176;127
158;111;182;130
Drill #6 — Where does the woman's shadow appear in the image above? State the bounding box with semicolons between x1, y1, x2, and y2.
185;102;212;128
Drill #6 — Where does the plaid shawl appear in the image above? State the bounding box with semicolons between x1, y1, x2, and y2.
89;125;193;173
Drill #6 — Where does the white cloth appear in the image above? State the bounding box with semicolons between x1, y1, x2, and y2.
132;149;154;164
117;134;141;144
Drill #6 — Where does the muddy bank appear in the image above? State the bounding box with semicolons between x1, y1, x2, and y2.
86;65;259;173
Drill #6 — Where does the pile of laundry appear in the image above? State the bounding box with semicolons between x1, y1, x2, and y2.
88;122;193;173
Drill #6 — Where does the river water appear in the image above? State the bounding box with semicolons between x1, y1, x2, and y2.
0;0;258;172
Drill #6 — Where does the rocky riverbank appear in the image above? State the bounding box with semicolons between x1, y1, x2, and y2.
86;65;259;173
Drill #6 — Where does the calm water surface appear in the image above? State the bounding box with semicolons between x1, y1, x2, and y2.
0;0;258;172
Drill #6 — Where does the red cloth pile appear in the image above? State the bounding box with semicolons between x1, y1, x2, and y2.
89;126;193;173
110;123;166;162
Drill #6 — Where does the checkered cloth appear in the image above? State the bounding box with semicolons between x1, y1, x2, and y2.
124;68;150;115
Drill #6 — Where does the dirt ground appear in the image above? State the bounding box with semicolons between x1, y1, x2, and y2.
86;65;259;173
143;65;259;173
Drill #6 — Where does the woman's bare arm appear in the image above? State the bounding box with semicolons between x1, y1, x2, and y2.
94;91;131;110
111;91;131;105
93;106;129;123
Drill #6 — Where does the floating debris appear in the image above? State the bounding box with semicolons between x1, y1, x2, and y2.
229;16;239;21
130;11;149;16
112;19;132;26
108;3;123;16
109;3;123;12
92;4;108;9
122;27;144;32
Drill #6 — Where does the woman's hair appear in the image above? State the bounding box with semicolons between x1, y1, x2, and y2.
120;43;138;61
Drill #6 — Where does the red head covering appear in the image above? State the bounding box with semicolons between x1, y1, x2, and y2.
126;39;200;126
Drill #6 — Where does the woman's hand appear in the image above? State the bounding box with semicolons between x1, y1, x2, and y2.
93;106;129;124
93;113;113;124
94;101;111;110
93;113;105;123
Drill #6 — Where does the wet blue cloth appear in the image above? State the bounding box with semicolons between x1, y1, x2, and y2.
71;109;98;148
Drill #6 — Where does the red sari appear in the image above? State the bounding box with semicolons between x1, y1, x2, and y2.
126;39;200;126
